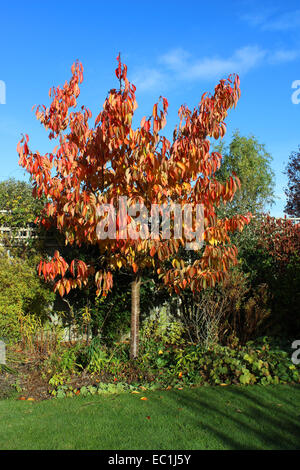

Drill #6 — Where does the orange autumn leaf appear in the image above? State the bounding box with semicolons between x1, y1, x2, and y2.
140;397;148;401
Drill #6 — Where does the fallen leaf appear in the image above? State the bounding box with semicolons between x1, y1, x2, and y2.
140;397;148;401
19;397;26;400
27;398;35;401
131;391;140;394
146;416;151;419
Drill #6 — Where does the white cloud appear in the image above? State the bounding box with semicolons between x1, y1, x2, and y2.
157;46;267;81
131;44;299;92
269;49;299;64
262;9;300;31
130;68;166;92
159;48;191;69
180;46;267;80
242;8;300;31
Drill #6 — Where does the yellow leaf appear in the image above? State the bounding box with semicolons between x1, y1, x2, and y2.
177;162;185;171
140;397;148;401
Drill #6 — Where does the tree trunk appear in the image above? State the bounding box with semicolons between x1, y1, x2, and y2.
130;274;141;359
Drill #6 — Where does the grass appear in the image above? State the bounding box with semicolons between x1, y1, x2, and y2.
0;384;299;450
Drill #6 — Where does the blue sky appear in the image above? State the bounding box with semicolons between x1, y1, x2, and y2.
0;0;300;217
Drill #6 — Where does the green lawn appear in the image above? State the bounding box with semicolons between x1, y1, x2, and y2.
0;384;299;450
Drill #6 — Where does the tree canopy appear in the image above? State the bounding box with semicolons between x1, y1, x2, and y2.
214;131;275;216
17;56;251;357
0;178;44;228
285;146;300;217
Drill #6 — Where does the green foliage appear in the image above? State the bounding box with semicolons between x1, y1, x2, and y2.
85;340;111;373
88;285;131;343
44;342;84;379
0;178;44;228
51;381;139;399
0;178;46;258
284;145;300;217
0;249;55;343
141;305;185;345
71;334;299;390
215;130;275;215
135;337;299;387
237;218;300;338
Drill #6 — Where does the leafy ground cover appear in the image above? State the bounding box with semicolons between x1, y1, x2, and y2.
0;384;299;450
1;336;299;401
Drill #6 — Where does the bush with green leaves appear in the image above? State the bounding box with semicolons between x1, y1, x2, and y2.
141;304;185;345
41;334;299;398
0;250;55;343
43;342;84;378
169;338;299;386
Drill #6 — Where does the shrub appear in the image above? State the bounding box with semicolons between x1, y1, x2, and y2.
240;216;300;338
141;304;185;345
171;340;299;386
0;250;54;343
136;337;299;387
176;268;270;346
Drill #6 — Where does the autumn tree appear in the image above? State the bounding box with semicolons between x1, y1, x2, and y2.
17;56;251;358
285;146;300;217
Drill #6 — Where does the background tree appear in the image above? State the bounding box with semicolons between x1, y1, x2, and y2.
0;178;46;256
17;56;251;358
0;178;45;227
214;130;275;217
285;146;300;217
